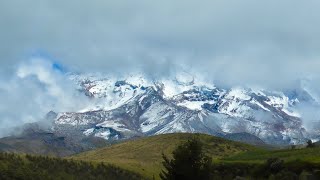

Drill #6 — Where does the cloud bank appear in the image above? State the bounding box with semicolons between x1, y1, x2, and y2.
1;0;320;88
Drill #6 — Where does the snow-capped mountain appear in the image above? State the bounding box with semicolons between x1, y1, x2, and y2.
50;72;318;145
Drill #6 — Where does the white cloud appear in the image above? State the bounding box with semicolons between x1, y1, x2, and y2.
0;57;91;136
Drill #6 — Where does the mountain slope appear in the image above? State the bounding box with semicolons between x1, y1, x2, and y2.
224;132;266;146
71;133;258;179
50;72;315;146
0;123;108;157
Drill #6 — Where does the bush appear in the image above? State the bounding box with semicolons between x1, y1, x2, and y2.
267;158;284;173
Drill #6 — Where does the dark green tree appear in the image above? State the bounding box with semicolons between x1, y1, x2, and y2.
160;137;212;180
307;140;315;148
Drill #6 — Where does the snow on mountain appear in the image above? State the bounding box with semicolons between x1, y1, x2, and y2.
68;73;153;112
50;72;317;145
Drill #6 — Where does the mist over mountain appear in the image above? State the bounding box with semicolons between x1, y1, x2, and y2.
1;0;320;146
0;57;319;147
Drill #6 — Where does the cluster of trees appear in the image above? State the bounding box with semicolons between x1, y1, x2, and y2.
160;138;320;180
0;153;144;180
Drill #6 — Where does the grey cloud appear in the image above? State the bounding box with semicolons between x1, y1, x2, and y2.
1;0;320;87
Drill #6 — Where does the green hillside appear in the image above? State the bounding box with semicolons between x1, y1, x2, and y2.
204;147;320;179
2;133;320;179
71;133;258;179
224;146;320;164
0;152;145;180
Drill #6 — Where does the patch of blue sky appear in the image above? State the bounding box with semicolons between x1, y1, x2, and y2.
28;49;66;73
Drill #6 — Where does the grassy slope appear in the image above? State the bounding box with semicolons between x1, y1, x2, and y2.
0;153;145;180
223;146;320;164
71;133;258;179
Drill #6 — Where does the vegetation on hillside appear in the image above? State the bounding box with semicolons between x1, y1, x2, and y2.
72;133;320;179
71;133;257;179
2;133;320;179
223;145;320;163
211;143;320;179
158;137;320;179
0;152;145;180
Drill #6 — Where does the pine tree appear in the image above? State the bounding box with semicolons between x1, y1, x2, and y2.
160;137;212;180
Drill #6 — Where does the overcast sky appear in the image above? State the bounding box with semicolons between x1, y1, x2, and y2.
1;0;320;87
1;0;320;135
